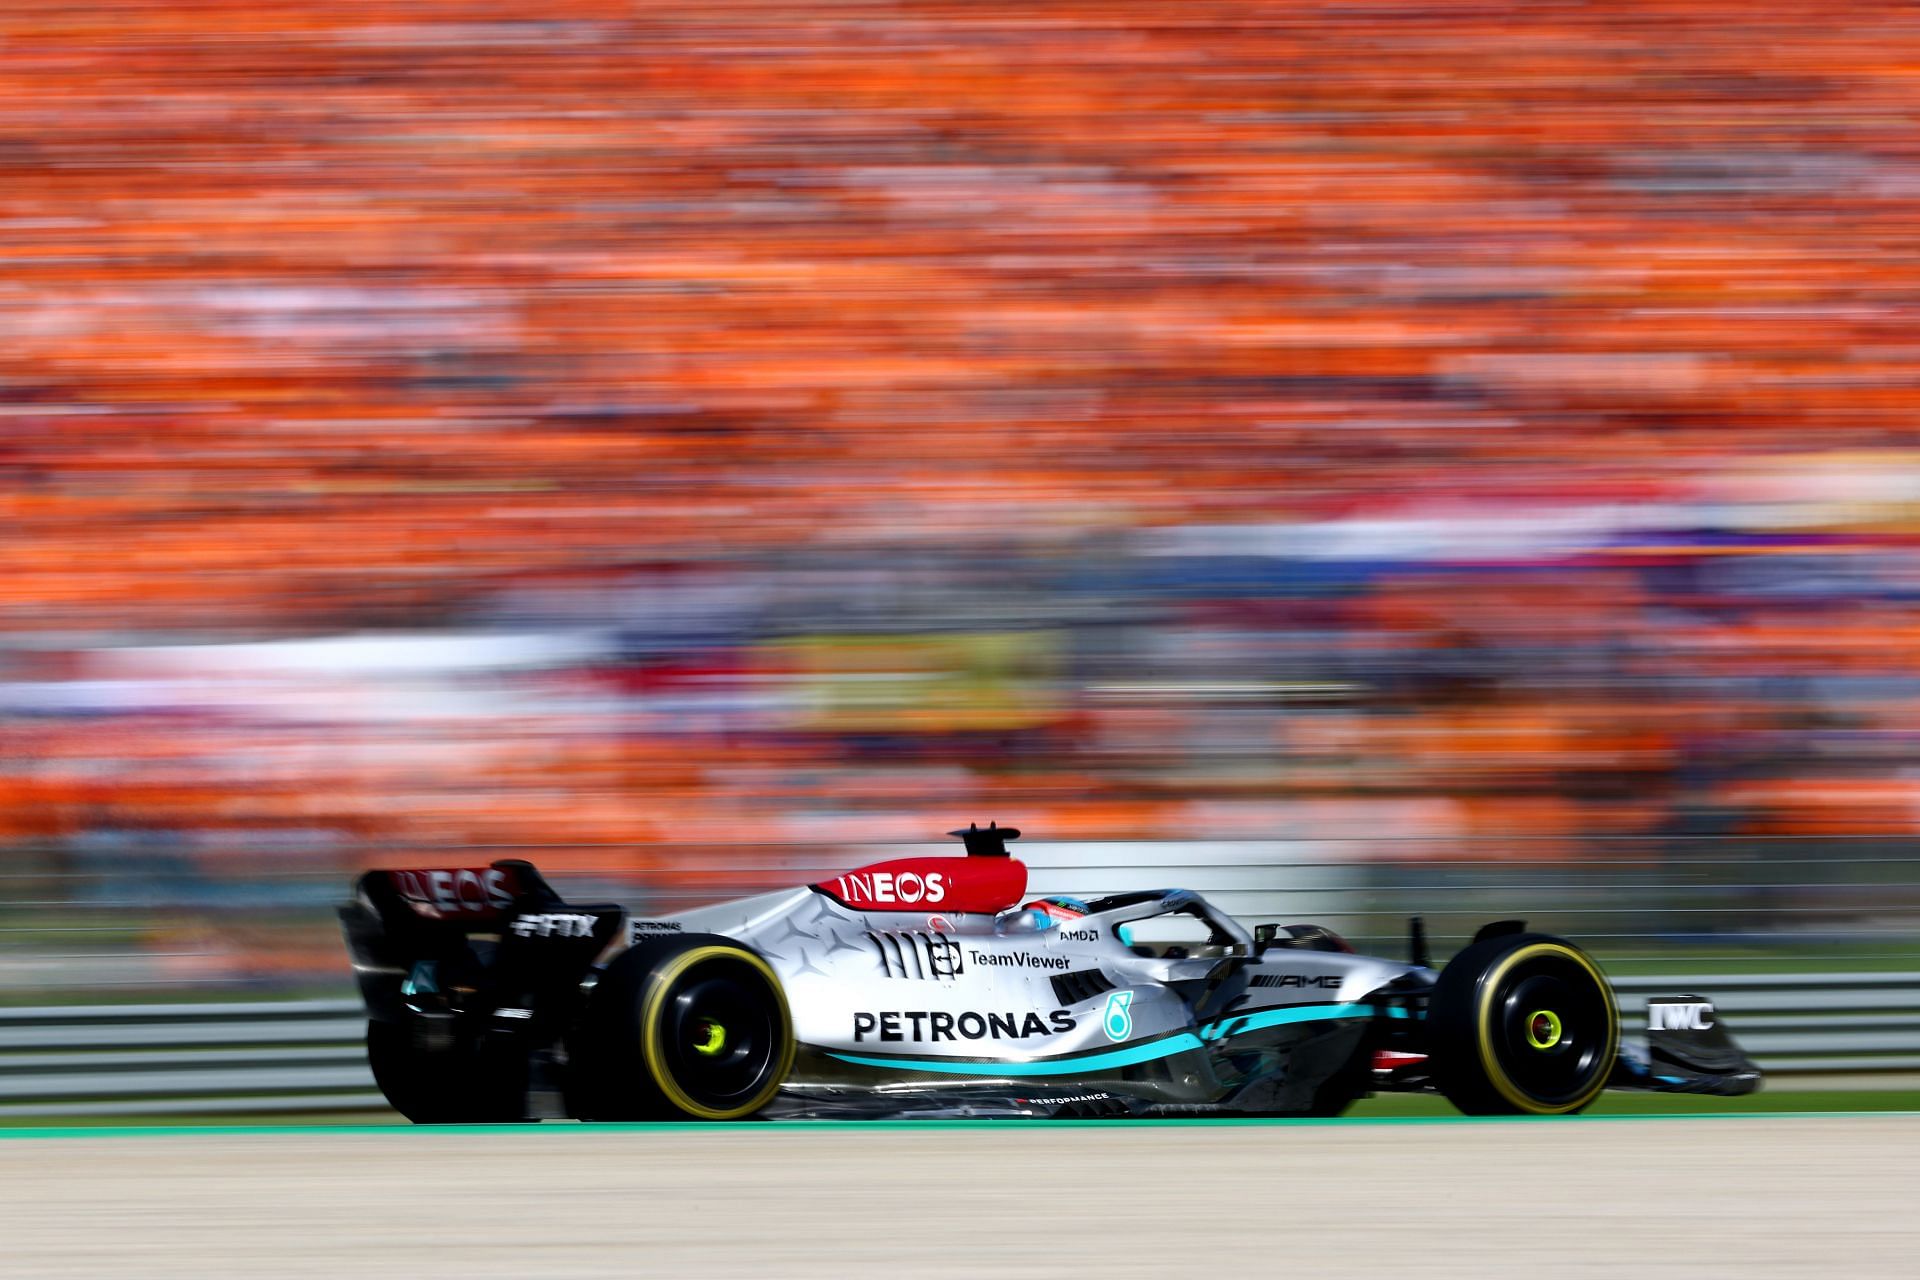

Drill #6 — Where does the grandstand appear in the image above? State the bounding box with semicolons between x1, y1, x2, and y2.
4;1;1919;987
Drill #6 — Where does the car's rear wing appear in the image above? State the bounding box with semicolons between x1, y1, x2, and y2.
340;859;626;1027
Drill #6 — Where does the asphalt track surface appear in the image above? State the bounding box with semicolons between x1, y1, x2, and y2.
5;1115;1917;1278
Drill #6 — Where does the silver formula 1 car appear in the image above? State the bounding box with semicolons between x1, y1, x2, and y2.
340;825;1760;1121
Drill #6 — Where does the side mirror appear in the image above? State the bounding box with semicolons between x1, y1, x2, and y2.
1253;923;1279;957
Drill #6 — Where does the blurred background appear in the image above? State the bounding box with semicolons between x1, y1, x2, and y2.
5;0;1920;1021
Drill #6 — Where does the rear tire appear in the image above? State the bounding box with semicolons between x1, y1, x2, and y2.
574;934;795;1121
367;1020;529;1124
1428;932;1618;1116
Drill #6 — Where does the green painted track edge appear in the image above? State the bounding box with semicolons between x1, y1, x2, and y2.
3;1110;1918;1140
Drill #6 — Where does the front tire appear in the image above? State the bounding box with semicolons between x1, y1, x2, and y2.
1428;933;1618;1115
574;934;795;1120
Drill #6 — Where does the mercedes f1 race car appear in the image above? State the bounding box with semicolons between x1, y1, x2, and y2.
340;824;1760;1121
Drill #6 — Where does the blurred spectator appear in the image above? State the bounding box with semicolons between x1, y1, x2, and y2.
4;1;1920;983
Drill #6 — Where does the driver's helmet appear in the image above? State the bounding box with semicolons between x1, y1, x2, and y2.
1024;895;1090;925
993;896;1091;935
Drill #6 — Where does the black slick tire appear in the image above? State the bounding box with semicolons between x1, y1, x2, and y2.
367;1019;529;1124
574;934;795;1121
1428;932;1619;1116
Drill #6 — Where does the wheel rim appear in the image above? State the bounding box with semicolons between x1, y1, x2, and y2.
657;958;780;1112
1488;952;1611;1106
692;1019;728;1057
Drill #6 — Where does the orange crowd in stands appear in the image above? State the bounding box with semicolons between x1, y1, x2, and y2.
6;0;1920;957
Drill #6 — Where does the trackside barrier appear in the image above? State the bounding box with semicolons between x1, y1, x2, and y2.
1609;973;1920;1074
0;1000;378;1118
0;977;1914;1118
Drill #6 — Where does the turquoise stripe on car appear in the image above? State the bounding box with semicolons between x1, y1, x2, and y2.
825;1001;1379;1077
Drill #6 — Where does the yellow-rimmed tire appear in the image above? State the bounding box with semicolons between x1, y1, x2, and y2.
574;934;795;1121
1429;933;1619;1116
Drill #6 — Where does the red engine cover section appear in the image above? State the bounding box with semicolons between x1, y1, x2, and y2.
384;866;522;922
815;856;1027;914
